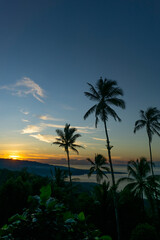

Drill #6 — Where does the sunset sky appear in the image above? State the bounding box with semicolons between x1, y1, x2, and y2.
0;0;160;164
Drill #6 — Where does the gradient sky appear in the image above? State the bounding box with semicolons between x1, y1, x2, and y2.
0;0;160;164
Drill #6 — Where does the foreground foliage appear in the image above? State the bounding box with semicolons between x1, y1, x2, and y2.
0;184;111;240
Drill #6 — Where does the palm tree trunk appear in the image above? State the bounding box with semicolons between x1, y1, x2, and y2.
103;118;120;240
103;120;115;186
148;138;159;219
66;149;72;185
148;139;154;177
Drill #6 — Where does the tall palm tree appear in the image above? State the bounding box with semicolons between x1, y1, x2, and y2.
87;154;110;184
134;107;160;177
84;77;125;240
53;123;84;184
117;157;160;211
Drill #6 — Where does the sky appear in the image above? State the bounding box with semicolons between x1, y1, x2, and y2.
0;0;160;164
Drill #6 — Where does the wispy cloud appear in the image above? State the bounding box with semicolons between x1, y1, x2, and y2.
92;137;106;141
38;115;64;121
30;134;56;143
20;109;29;115
22;125;43;134
1;77;45;103
42;123;94;133
43;123;65;129
22;119;30;123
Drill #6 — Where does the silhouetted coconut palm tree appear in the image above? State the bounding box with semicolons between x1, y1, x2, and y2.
87;154;109;184
53;123;84;185
134;107;160;177
84;77;125;240
118;157;160;211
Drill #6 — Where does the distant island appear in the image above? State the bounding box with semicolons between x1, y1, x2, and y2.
0;158;126;178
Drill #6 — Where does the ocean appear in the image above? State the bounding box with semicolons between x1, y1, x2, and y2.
53;163;160;190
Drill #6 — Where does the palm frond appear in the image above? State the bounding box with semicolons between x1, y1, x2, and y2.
84;104;97;120
134;120;146;133
71;143;84;149
106;87;124;98
117;176;134;187
70;146;79;154
105;105;121;121
56;129;64;138
87;158;95;165
84;91;99;101
107;98;125;109
87;82;99;98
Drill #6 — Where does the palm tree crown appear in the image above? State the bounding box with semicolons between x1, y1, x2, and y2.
53;123;84;184
118;158;160;209
134;107;160;176
87;154;110;184
84;77;125;127
134;107;160;142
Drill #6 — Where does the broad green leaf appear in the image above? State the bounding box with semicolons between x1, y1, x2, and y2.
1;224;8;230
8;214;26;223
65;218;76;224
78;212;85;221
40;184;51;205
100;236;112;240
63;211;74;221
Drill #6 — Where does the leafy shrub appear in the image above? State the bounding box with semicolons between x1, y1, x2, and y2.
130;223;159;240
0;184;111;240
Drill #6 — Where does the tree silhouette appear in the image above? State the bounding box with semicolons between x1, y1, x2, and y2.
87;154;109;184
84;77;125;240
53;123;84;185
134;107;160;177
118;157;160;212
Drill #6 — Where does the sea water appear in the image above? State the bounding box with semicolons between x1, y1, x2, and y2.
53;163;160;190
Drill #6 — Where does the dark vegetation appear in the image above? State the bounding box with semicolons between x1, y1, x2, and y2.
0;162;160;240
0;77;160;239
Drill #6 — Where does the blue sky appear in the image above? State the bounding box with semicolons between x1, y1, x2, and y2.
0;0;160;163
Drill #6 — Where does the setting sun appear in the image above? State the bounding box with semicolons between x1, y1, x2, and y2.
9;155;20;160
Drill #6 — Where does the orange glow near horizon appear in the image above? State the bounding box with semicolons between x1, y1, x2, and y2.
8;155;22;160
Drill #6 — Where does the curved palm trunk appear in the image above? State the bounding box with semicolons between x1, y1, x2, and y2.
66;149;72;185
103;118;120;240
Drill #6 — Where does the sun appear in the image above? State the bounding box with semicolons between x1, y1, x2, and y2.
9;155;20;160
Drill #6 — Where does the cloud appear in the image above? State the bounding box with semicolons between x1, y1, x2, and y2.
20;109;29;115
22;119;30;123
42;123;94;133
43;123;65;129
30;134;56;143
38;115;64;121
22;125;43;134
92;137;106;141
1;77;45;103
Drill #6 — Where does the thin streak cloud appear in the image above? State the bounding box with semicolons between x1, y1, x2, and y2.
93;137;106;141
43;123;94;133
38;115;64;121
22;119;30;123
30;134;56;143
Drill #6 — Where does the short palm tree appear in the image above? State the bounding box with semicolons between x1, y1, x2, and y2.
87;154;109;184
53;123;84;184
118;157;160;211
134;107;160;177
84;77;125;240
